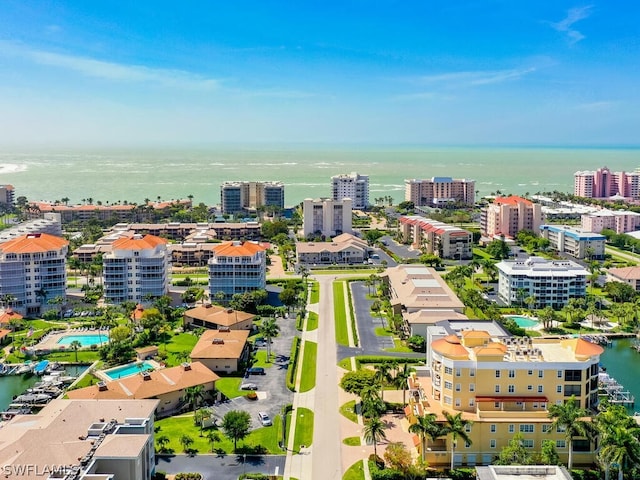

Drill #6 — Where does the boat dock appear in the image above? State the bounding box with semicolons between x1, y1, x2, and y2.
599;372;635;408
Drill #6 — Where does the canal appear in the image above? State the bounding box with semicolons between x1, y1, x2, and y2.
600;337;640;413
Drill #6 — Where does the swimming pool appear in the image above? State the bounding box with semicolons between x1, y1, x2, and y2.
56;334;109;347
505;315;539;328
103;361;155;380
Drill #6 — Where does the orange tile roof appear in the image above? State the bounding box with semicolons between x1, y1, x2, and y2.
573;338;605;356
461;330;491;338
185;305;255;327
0;308;22;325
0;233;68;254
112;234;167;250
431;334;469;359
494;195;532;206
213;241;267;257
191;329;250;360
67;362;219;401
131;304;145;321
0;329;10;340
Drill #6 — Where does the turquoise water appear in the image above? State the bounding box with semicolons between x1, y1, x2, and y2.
600;338;640;413
0;365;87;411
0;146;639;206
103;361;154;380
506;315;539;328
56;334;109;347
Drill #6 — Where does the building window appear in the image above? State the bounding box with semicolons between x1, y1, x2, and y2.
445;381;453;390
465;440;471;448
527;385;533;391
469;383;475;392
538;385;543;393
528;369;533;376
465;424;472;433
495;385;500;393
508;385;515;393
490;424;496;433
508;424;515;433
455;368;461;377
542;424;552;433
538;370;544;378
494;402;501;408
522;439;534;449
444;396;452;405
557;370;563;378
495;370;501;378
455;398;461;407
469;398;475;407
556;440;566;448
557;385;563;393
445;366;453;375
470;368;475;377
455;383;461;392
490;439;496;449
520;424;534;433
508;370;515;378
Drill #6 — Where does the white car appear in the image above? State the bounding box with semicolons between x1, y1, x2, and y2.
258;411;272;426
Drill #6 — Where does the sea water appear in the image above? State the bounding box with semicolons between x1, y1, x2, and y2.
0;146;638;206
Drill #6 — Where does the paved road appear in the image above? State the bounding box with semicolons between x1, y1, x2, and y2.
156;454;285;480
311;275;343;480
351;281;395;351
380;235;420;260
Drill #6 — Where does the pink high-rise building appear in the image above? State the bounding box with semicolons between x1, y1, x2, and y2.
574;166;640;199
481;195;542;238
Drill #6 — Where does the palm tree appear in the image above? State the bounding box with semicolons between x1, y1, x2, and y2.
206;430;221;453
375;363;392;401
363;416;387;458
70;340;82;362
184;385;205;418
156;435;170;453
259;318;280;361
548;396;594;470
442;411;473;470
393;363;412;405
179;434;194;453
599;426;640;480
409;413;443;462
360;385;384;419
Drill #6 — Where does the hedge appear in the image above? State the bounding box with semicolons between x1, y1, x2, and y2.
286;336;301;391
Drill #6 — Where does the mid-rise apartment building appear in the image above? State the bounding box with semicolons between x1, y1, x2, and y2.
103;234;170;304
497;257;588;308
539;225;605;260
208;241;267;301
405;177;475;207
220;181;285;215
0;212;62;243
399;215;473;259
302;197;353;238
481;196;543;238
574;166;640;200
0;233;68;316
581;209;640;234
0;184;14;207
0;399;158;480
331;172;369;210
406;323;602;467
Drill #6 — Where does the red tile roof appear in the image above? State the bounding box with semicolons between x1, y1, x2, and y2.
0;308;22;325
0;233;68;254
494;195;532;206
213;241;266;257
431;334;469;358
112;235;167;250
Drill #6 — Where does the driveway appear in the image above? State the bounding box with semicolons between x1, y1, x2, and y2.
156;454;286;480
380;235;420;260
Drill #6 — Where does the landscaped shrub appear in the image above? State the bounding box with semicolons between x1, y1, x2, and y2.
153;471;167;480
174;474;202;480
368;453;385;469
286;337;301;391
371;469;404;480
447;468;476;480
407;334;425;352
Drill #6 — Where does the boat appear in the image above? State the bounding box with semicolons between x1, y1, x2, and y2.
0;364;7;375
33;360;49;376
16;362;33;375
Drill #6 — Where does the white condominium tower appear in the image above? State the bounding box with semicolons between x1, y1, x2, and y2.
331;172;369;210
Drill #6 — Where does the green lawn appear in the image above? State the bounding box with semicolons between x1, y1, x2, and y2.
251;350;274;369
299;341;317;393
337;357;353;371
6;349;101;364
343;436;361;446
69;371;102;390
154;412;282;454
306;312;319;331
384;339;413;353
343;460;366;480
339;400;358;424
215;377;249;399
309;281;320;304
374;327;392;337
292;408;314;451
164;332;199;367
333;282;350;346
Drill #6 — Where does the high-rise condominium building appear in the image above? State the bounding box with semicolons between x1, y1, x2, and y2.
0;233;68;316
331;172;369;209
481;195;543;238
405;177;475;207
220;181;285;215
574;166;640;199
103;234;171;304
208;241;267;301
302;198;353;238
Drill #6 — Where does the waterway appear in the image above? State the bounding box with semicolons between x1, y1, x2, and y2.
0;365;87;411
600;338;640;413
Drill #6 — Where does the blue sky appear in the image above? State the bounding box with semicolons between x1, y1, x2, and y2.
0;1;638;146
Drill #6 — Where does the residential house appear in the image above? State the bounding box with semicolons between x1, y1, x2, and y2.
183;304;255;331
190;329;250;373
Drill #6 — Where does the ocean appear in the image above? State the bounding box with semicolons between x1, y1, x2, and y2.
0;145;639;207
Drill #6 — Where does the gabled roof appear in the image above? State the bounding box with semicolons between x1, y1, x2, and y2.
191;329;250;359
608;266;640;281
0;308;23;325
0;233;68;254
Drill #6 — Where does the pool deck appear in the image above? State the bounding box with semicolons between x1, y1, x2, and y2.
95;360;161;382
31;328;110;353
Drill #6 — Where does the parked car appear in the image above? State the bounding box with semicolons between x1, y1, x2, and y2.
258;411;272;426
247;367;266;375
240;383;258;390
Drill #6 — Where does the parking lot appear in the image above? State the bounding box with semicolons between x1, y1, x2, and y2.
213;313;297;430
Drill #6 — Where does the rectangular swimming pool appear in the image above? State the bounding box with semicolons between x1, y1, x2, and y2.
103;361;155;380
56;334;109;347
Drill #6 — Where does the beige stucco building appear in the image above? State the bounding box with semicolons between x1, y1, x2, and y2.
190;329;250;373
183;304;255;330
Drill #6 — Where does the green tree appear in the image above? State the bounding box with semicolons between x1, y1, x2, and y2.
156;435;170;453
442;411;473;470
486;238;510;259
206;430;221;453
221;410;251;451
184;385;205;419
495;433;532;465
259;317;280;361
109;325;132;343
375;363;393;401
540;439;560;466
279;288;299;312
600;426;640;480
340;369;378;395
179;434;194;453
70;340;82;363
363;416;387;458
393;363;412;405
408;413;443;462
548;396;594;470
